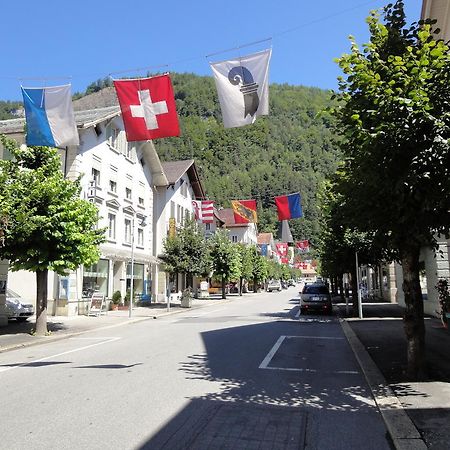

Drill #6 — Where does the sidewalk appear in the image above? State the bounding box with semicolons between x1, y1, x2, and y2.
336;299;450;450
0;295;229;353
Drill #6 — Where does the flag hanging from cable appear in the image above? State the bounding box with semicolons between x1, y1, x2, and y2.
231;199;257;224
296;240;310;253
113;74;179;141
276;242;288;257
192;200;214;223
210;49;272;128
275;192;303;221
21;84;79;147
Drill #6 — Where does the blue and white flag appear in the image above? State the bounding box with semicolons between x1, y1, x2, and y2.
21;84;79;147
210;49;271;128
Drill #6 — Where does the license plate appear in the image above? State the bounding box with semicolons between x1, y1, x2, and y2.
311;296;320;301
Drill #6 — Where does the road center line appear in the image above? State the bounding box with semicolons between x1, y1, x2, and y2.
0;337;120;374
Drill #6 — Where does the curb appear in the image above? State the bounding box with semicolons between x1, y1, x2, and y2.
0;298;232;354
340;319;427;450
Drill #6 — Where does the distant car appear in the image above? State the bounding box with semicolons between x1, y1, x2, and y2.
267;280;282;292
300;283;332;315
5;289;34;322
288;279;295;287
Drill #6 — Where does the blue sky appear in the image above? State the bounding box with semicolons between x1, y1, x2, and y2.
1;0;421;100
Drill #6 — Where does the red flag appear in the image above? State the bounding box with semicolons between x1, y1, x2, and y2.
192;200;214;223
113;74;180;141
295;240;310;252
231;200;257;224
276;243;288;257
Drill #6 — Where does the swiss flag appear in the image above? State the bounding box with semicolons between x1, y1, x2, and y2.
113;74;180;141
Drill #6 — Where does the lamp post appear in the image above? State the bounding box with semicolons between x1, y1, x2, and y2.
129;216;147;319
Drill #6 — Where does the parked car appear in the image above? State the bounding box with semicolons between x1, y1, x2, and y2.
5;289;34;322
300;283;332;315
267;280;282;292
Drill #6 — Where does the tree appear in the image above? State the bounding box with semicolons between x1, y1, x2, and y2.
0;137;105;336
252;254;269;293
160;218;211;288
330;1;450;377
237;244;255;295
209;230;241;299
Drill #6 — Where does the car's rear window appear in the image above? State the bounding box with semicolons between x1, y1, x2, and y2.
303;285;329;294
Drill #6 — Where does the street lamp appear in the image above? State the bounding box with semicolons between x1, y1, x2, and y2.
129;216;147;318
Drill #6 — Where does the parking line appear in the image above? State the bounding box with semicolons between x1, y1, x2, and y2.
0;337;120;374
259;335;349;373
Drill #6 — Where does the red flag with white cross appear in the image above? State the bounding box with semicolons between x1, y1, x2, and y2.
113;74;180;141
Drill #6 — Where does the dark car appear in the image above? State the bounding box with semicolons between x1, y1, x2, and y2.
300;283;332;315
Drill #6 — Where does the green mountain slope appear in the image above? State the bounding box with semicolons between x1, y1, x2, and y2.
154;73;340;244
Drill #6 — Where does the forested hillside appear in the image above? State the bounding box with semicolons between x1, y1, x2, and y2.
154;73;340;244
1;74;340;245
0;100;23;120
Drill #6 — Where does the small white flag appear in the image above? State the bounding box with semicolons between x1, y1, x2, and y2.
210;48;272;128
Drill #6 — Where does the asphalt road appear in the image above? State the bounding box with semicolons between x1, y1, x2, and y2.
0;286;392;449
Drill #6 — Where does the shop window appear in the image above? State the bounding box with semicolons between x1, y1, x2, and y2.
83;259;109;298
126;263;145;297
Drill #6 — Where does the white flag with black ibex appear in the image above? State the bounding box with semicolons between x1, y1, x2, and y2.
210;48;272;128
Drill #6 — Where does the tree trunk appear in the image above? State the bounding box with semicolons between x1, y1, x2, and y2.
221;276;227;299
253;277;258;293
35;269;48;336
239;277;243;296
330;277;335;295
401;245;426;379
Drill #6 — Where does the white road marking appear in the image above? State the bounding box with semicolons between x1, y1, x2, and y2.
259;335;285;369
295;309;301;319
259;335;356;374
0;337;120;374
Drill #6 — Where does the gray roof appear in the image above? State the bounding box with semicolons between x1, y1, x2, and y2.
0;106;120;135
161;160;195;184
73;87;118;111
160;159;206;199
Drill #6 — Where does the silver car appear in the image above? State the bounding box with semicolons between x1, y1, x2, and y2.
5;289;34;322
300;283;332;314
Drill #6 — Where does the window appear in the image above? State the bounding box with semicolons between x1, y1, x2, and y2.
231;235;238;243
125;187;132;200
109;180;117;193
106;125;120;150
137;228;144;247
125;143;133;160
138;197;144;207
124;218;132;244
177;205;181;223
108;213;116;239
92;168;101;187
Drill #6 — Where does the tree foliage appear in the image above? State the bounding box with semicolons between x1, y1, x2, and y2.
161;218;211;278
328;1;450;378
0;136;105;335
151;73;341;244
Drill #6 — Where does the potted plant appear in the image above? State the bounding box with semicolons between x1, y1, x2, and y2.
110;290;121;311
436;279;450;329
181;287;193;308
